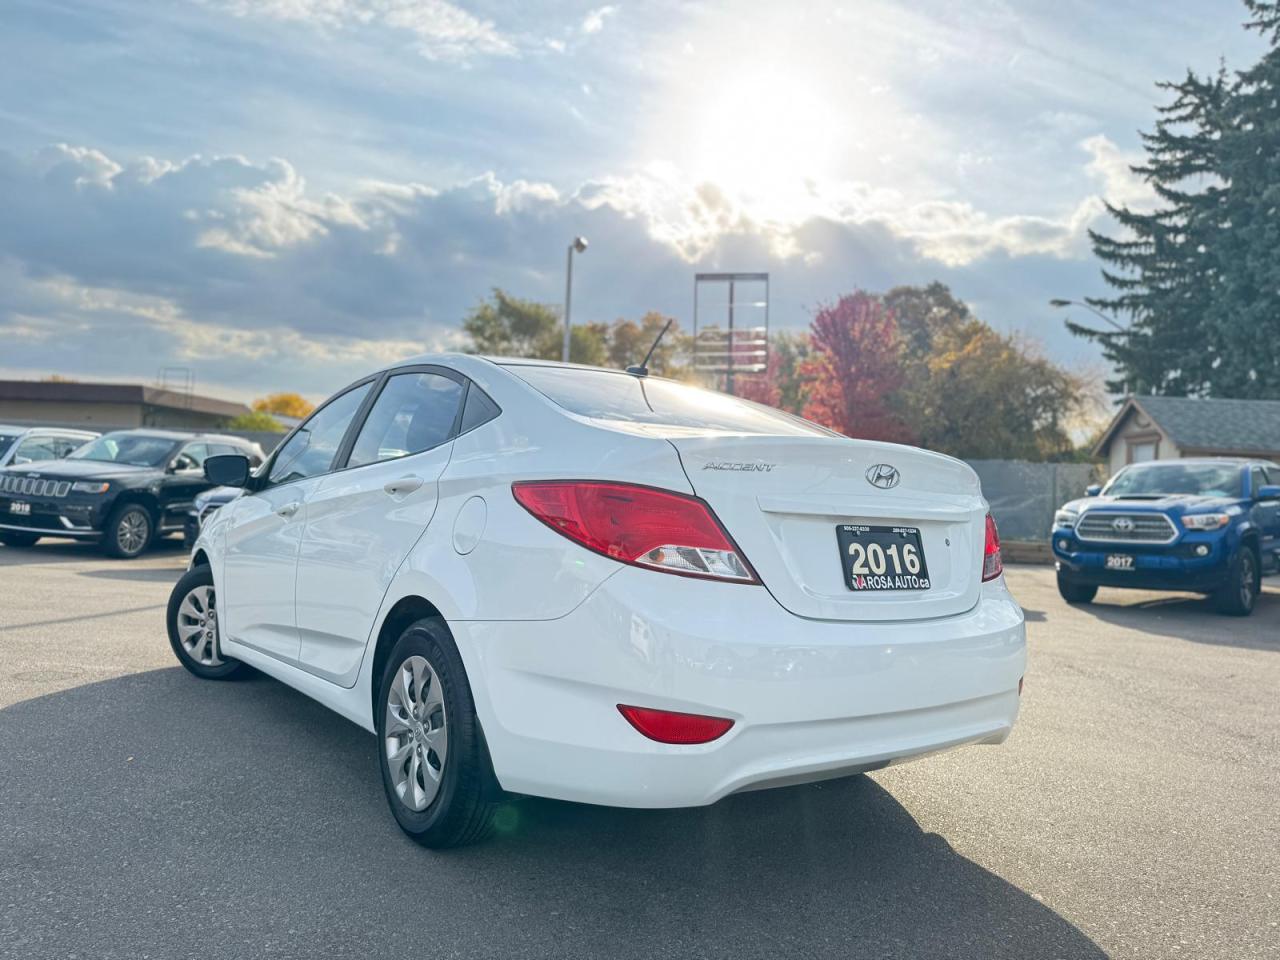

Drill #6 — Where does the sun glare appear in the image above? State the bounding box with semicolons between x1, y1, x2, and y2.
684;65;843;220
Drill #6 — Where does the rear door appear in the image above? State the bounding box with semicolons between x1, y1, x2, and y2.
294;368;466;686
671;435;988;622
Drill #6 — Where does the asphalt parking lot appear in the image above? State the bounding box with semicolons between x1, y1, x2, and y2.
1;541;1277;960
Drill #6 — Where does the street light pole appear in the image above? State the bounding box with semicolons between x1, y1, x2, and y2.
562;236;588;363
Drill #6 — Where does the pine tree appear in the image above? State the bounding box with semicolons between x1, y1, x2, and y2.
1214;1;1280;396
1075;1;1280;399
1075;68;1231;396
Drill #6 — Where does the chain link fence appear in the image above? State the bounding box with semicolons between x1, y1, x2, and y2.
966;460;1100;543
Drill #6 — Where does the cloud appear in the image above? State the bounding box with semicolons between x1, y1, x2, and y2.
0;140;1121;396
581;5;618;35
202;0;515;61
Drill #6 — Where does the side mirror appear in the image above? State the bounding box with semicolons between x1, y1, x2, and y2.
204;454;251;488
1257;484;1280;502
1085;484;1102;497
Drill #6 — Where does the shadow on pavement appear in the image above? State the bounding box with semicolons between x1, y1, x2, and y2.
0;537;187;566
0;668;1106;960
1074;584;1279;652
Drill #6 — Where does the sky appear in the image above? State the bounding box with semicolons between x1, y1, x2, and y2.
0;0;1268;401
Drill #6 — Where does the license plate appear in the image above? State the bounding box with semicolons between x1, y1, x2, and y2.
836;524;931;591
1105;554;1135;571
9;501;30;516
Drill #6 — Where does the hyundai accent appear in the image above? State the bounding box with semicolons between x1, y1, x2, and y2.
168;355;1026;847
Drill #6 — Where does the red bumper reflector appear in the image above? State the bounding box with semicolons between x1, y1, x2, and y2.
617;704;734;744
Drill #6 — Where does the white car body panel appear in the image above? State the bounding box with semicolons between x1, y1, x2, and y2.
197;353;1026;808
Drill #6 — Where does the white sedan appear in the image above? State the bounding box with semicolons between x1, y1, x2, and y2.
169;355;1025;847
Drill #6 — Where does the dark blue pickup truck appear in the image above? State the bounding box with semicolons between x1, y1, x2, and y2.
1052;458;1280;616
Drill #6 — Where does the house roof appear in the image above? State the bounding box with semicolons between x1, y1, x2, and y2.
0;380;249;419
1094;395;1280;458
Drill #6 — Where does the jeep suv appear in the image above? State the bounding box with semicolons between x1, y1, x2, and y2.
0;429;263;557
1052;458;1280;615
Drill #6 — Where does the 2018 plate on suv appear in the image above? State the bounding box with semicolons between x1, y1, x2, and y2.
836;523;932;591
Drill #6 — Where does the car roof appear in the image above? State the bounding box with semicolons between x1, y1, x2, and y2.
99;428;255;445
0;424;96;435
1122;457;1253;467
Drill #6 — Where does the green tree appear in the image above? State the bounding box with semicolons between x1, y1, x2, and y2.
461;288;562;359
1071;1;1280;398
461;288;615;365
1214;1;1280;395
226;410;285;432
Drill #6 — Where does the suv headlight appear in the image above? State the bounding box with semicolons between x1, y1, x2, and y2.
71;481;110;494
1182;513;1230;531
1053;509;1078;528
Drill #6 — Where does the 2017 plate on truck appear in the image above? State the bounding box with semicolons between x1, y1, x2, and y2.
1105;554;1135;571
836;524;931;591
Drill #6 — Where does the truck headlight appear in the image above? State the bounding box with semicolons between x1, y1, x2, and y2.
71;481;110;494
1182;513;1230;531
1053;510;1078;528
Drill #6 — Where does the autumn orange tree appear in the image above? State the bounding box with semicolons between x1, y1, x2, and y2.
798;292;914;442
253;392;315;419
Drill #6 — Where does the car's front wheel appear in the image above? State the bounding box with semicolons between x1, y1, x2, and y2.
103;502;153;559
0;531;40;548
1214;545;1259;616
166;564;246;679
1057;573;1098;605
376;617;500;848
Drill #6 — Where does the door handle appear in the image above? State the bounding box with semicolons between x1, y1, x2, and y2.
276;501;301;518
384;476;424;497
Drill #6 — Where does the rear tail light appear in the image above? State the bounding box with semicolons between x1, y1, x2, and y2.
982;512;1003;582
512;480;759;584
617;704;734;744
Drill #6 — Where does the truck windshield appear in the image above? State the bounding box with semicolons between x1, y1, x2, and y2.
1104;463;1242;499
0;435;17;459
70;433;178;468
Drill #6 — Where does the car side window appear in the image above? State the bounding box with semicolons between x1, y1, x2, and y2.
458;383;501;434
346;372;464;469
171;443;210;472
1251;466;1268;496
268;381;373;486
13;435;58;463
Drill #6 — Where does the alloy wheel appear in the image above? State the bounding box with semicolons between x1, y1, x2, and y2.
117;509;150;555
175;584;223;666
384;655;448;812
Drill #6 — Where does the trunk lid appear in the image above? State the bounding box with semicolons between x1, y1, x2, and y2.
670;434;988;622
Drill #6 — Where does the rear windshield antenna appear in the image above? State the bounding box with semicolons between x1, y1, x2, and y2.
626;319;674;377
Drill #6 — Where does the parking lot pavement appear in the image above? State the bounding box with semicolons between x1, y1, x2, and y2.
0;543;1277;960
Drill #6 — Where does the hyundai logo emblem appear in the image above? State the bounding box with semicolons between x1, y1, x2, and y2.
1112;517;1135;533
865;463;900;490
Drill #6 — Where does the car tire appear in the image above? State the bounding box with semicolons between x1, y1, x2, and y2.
376;617;500;849
103;502;154;559
1213;545;1259;617
166;564;246;680
0;531;40;547
1057;574;1098;605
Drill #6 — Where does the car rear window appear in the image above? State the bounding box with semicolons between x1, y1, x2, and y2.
505;365;832;437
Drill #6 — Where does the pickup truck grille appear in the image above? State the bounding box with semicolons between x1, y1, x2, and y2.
1076;511;1177;544
0;476;72;498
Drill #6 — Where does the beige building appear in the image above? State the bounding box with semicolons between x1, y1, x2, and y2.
0;380;250;431
1093;395;1280;476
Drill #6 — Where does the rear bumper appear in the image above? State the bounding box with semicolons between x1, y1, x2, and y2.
456;568;1025;808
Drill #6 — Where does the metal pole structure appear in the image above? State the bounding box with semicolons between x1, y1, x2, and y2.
561;244;575;363
726;277;736;396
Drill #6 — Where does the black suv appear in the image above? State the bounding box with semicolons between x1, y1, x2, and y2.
0;429;263;558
